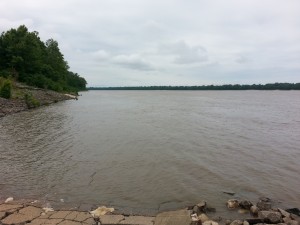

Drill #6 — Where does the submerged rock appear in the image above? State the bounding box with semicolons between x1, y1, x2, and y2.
258;210;282;224
286;208;300;217
198;213;210;223
250;205;259;216
230;220;243;225
257;201;272;210
227;199;239;209
239;200;253;210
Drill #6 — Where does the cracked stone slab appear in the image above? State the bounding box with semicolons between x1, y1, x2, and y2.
65;211;79;220
74;212;92;222
19;206;43;218
99;215;125;224
28;218;64;225
0;211;6;220
58;220;82;225
1;206;42;225
82;217;96;225
154;209;192;225
50;211;72;219
120;216;155;225
39;212;56;219
1;213;34;225
0;204;23;212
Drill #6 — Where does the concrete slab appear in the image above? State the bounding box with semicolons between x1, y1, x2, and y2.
58;220;82;225
50;211;72;219
19;206;43;218
74;211;92;222
0;211;6;220
99;215;125;224
154;209;191;225
120;216;155;225
0;204;23;212
65;211;79;220
1;213;33;225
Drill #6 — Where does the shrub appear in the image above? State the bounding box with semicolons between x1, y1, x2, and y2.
24;93;40;108
0;80;12;99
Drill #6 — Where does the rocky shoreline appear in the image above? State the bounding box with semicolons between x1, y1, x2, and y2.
0;83;77;117
0;197;299;225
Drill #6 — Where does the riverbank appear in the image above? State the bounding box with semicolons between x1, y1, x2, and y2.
0;82;77;117
0;197;299;225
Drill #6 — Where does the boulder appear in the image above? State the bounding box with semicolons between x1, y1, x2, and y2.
245;218;264;225
227;199;239;209
202;220;219;225
258;211;282;224
243;221;250;225
250;206;259;216
286;208;300;217
193;201;207;214
257;201;272;210
239;200;253;210
198;213;209;223
230;220;243;225
278;208;291;218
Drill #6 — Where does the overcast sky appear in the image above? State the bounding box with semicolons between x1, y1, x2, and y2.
1;0;299;86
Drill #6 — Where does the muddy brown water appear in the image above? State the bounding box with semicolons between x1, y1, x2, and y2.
0;91;299;216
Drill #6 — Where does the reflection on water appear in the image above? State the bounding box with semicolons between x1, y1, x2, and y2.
0;91;300;215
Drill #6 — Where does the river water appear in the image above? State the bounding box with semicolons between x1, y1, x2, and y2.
0;91;299;215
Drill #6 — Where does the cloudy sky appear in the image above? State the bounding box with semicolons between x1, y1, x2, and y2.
1;0;299;86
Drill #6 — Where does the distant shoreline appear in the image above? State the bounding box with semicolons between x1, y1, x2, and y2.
88;82;300;91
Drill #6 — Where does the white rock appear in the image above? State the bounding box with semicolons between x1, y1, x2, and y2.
90;206;115;217
191;213;199;221
5;197;13;203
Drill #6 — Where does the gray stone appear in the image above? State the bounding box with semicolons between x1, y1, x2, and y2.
243;221;250;225
257;201;272;211
154;209;191;225
245;218;264;224
227;200;239;209
198;214;209;223
239;201;253;210
202;220;219;225
230;220;243;225
259;211;282;224
225;220;232;225
250;206;259;216
278;208;291;218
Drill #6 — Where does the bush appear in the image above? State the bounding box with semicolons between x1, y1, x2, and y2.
0;80;12;99
24;93;40;108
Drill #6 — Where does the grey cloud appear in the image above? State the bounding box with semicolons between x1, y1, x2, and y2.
1;0;300;85
112;54;155;71
160;41;208;65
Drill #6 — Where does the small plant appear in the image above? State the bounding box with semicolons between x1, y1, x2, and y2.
0;79;12;99
24;93;40;108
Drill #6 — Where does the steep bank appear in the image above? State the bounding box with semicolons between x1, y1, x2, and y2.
0;82;76;117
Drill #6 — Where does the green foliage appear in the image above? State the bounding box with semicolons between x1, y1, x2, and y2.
24;93;40;108
0;25;87;92
0;79;12;99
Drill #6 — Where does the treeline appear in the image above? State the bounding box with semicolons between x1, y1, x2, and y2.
88;83;300;91
0;25;86;92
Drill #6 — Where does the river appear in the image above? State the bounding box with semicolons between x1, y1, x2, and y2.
0;90;299;215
